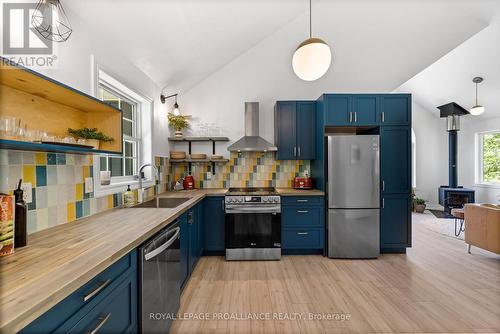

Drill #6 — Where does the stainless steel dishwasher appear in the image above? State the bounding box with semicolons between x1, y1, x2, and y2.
139;221;180;334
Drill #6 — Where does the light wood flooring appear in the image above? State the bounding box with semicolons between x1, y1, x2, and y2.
171;219;500;334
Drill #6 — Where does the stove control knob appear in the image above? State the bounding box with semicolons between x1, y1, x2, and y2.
262;197;268;203
238;198;243;203
227;198;233;203
273;197;279;203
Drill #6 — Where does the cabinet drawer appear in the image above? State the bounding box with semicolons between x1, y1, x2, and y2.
282;228;324;249
20;251;137;334
66;271;137;334
282;196;323;206
282;207;323;227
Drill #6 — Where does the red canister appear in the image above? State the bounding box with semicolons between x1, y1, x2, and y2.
183;175;195;190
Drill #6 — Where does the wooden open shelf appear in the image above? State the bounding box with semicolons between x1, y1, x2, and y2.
168;136;229;142
170;158;229;163
0;57;122;154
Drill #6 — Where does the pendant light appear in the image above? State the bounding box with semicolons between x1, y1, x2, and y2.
292;0;332;81
470;77;485;116
31;0;72;42
160;93;181;115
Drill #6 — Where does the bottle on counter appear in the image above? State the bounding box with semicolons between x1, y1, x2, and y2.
123;185;135;208
13;179;27;248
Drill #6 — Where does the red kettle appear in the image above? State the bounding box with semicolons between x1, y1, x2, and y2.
183;175;195;190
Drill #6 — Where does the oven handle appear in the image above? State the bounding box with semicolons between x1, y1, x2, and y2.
144;227;180;261
225;207;281;214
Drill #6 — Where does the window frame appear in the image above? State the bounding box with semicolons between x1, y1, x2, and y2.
475;130;500;188
91;59;154;197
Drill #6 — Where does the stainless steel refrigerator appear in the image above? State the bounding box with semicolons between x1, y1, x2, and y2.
327;134;380;258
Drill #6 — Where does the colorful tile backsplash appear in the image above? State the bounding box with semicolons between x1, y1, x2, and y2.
169;151;310;189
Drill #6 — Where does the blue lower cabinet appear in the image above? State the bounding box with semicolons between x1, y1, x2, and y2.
203;196;225;252
381;194;411;249
20;251;137;334
282;229;324;250
282;206;324;228
179;212;189;287
282;196;324;206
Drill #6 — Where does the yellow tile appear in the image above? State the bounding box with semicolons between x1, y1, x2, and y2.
23;166;35;185
107;195;113;209
82;166;90;179
67;202;76;222
35;153;47;165
75;183;83;201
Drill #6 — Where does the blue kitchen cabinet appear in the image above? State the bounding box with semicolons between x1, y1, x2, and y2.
381;194;411;249
203;196;225;252
323;94;380;126
352;95;379;125
282;196;325;252
324;94;351;125
188;202;204;273
380;94;411;125
380;126;411;194
20;251;137;334
179;212;189;287
275;101;316;160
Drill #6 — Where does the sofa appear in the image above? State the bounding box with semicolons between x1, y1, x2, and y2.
464;203;500;255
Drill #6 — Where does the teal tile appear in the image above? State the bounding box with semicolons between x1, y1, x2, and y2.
36;166;47;187
47;153;57;165
76;201;83;219
56;153;66;165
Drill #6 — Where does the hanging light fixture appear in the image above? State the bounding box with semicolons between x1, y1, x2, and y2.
31;0;72;42
160;93;181;116
470;77;485;116
292;0;332;81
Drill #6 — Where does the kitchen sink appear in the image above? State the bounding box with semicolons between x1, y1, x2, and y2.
132;197;191;208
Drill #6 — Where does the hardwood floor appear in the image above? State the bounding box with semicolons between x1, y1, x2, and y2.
171;220;500;334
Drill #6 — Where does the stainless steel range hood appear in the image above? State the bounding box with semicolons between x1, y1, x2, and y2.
227;102;277;152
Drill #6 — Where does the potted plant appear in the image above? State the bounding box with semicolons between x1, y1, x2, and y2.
167;113;189;138
68;127;114;149
413;197;427;213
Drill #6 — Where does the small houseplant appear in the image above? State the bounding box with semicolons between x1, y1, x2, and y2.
68;127;114;149
413;197;426;213
167;113;189;138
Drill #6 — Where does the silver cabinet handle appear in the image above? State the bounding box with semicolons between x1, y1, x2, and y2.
297;210;309;213
297;232;309;235
298;146;301;157
349;111;353;123
382;198;385;209
87;313;111;334
83;280;111;302
222;199;224;210
297;199;308;202
293;146;297;157
382;180;385;192
381;111;385;122
144;227;180;261
354;112;357;123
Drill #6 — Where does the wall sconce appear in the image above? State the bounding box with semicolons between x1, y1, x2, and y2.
160;93;180;115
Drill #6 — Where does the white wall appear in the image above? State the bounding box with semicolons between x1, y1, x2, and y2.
459;116;500;204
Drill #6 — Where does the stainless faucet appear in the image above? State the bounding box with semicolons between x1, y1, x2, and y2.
138;163;160;207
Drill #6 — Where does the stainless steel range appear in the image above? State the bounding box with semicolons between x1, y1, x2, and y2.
225;187;281;261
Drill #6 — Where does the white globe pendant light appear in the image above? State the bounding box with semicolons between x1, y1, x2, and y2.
292;0;331;81
470;77;485;116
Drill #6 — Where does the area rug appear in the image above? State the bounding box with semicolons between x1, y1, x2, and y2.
428;209;449;219
412;211;464;240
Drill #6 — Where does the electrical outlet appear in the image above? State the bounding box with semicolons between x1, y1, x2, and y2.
21;182;32;203
206;172;212;180
85;177;93;193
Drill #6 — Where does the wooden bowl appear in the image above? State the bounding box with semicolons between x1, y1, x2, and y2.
190;153;207;160
170;151;186;160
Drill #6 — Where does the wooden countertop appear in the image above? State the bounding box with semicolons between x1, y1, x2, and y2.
0;189;223;333
276;188;325;196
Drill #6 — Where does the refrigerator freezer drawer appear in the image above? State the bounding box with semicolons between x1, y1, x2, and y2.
328;209;380;259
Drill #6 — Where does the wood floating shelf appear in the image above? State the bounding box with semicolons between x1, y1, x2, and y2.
170;158;229;163
0;57;123;154
168;136;229;142
0;139;121;155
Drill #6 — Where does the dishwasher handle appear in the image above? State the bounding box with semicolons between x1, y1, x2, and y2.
144;227;180;261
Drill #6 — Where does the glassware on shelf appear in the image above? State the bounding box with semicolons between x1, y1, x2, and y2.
0;116;19;139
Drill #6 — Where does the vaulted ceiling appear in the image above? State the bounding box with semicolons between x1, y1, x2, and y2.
65;0;498;97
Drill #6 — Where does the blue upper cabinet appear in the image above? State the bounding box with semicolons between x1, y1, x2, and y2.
275;101;316;160
352;95;379;125
325;94;352;125
380;94;411;125
380;126;411;194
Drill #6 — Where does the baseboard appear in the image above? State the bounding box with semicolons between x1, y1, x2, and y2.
380;247;407;254
282;249;324;255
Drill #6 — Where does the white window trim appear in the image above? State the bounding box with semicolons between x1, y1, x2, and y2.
475;130;500;189
90;56;154;197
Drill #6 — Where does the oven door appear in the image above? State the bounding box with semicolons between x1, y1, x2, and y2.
225;207;281;249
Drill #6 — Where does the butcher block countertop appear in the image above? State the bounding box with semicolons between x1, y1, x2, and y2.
0;189;223;333
276;188;325;196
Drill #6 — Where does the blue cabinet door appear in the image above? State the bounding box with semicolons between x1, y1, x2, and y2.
275;101;297;160
380;95;411;125
352;95;379;125
187;209;197;273
325;94;352;125
381;126;411;194
296;102;316;160
179;213;189;287
196;202;204;258
203;197;225;252
381;194;411;248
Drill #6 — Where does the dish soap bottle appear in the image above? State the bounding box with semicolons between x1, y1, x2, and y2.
13;179;27;248
123;185;135;208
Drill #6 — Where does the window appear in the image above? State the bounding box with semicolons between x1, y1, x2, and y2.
477;130;500;185
98;85;140;178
